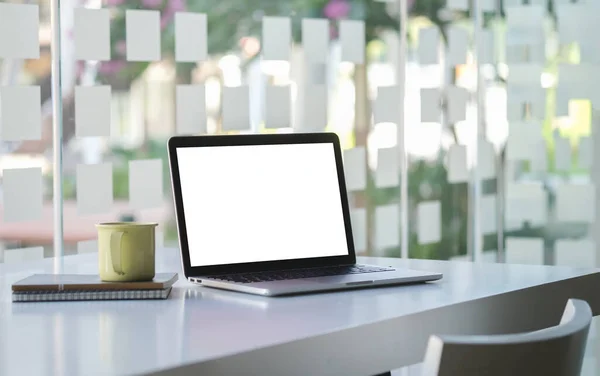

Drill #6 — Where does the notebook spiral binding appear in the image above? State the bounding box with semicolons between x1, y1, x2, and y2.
12;287;172;302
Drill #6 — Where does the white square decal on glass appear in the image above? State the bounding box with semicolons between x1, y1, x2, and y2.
450;254;470;262
530;90;547;120
0;3;39;59
554;134;571;171
343;147;366;191
176;85;207;135
506;5;545;28
262;16;291;61
505;237;544;265
481;0;496;12
306;63;327;85
418;27;440;65
529;141;548;172
447;144;468;183
418;201;441;244
481;195;497;235
506;91;546;122
302;18;329;63
578;136;593;170
556;4;586;45
505;183;548;227
578;43;600;65
478;30;494;64
559;63;593;91
507;64;543;87
479;140;496;179
78;240;98;254
448;26;468;66
129;159;163;210
0;86;41;141
556;183;596;223
506;121;542;161
374;86;400;124
555;90;570;117
2;168;42;223
222;86;250;131
555;239;595;268
3;247;44;263
446;86;468;123
376;147;399;188
265;85;291;129
175;12;207;62
301;85;328;131
421;88;441;122
76;163;113;215
507;97;525;121
75;86;111;137
126;10;160;62
156;229;165;249
74;8;110;61
446;0;468;11
482;250;498;263
351;208;367;253
340;20;365;64
375;205;399;251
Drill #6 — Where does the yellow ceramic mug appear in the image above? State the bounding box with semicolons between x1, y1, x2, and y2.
96;222;158;282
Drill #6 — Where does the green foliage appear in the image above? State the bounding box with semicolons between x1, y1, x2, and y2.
112;166;129;199
44;174;77;200
366;157;469;260
410;0;449;29
187;0;399;53
100;0;450;84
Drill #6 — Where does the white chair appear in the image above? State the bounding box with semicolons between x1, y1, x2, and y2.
421;299;592;376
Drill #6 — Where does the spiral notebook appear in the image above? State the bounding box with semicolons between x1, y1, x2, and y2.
12;273;178;302
12;288;172;302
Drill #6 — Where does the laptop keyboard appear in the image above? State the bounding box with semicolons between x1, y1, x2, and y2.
210;265;395;284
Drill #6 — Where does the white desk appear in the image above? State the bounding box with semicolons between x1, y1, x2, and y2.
1;249;599;376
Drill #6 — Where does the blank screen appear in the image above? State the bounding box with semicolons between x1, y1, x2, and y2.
176;143;349;267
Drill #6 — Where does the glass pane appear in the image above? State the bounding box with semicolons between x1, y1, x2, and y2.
502;0;599;370
0;0;54;263
62;0;398;255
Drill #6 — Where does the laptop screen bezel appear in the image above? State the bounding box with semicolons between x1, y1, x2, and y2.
168;132;357;278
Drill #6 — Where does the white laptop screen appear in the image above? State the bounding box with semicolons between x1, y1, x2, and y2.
176;142;350;267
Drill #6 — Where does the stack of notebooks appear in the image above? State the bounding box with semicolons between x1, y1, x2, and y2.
12;273;178;302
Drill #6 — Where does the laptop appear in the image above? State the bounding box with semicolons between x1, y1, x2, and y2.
168;132;442;296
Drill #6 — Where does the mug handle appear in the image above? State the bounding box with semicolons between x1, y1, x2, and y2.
110;231;126;275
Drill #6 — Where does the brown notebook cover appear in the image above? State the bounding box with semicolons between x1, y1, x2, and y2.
12;273;178;292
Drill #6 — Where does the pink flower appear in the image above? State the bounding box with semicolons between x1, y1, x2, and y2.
160;0;185;29
167;0;186;12
104;0;125;6
323;0;350;19
115;40;127;56
98;60;126;76
76;61;86;77
142;0;163;8
160;9;175;30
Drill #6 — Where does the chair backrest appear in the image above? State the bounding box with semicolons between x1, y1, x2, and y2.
421;299;592;376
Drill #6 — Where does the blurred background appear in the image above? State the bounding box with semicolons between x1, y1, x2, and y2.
0;0;596;267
